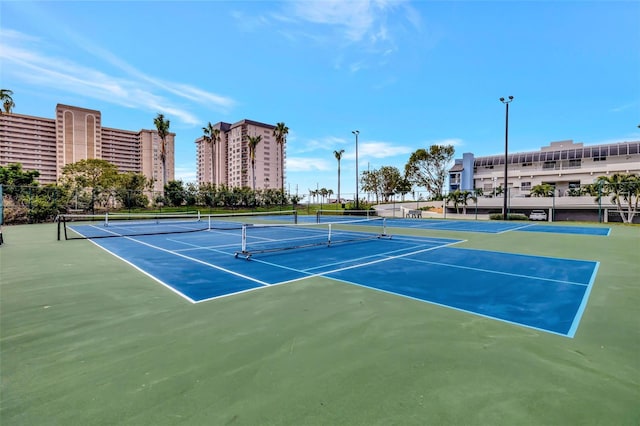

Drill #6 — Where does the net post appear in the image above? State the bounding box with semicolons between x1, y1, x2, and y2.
294;210;298;224
62;215;68;240
328;223;332;246
316;210;320;224
56;215;61;241
241;224;247;253
207;214;211;231
197;210;201;221
0;184;3;227
105;212;109;227
382;218;387;236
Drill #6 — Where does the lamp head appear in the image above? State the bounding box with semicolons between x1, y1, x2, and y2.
499;97;505;102
352;130;359;135
509;96;514;100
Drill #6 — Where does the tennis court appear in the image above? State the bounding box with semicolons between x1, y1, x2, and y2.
313;211;612;235
64;212;598;337
2;213;638;425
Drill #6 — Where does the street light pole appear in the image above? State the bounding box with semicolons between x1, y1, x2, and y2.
499;96;514;220
352;130;360;210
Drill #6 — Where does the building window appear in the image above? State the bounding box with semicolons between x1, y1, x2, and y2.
520;182;531;191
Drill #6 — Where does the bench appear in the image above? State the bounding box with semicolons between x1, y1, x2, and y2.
401;207;422;218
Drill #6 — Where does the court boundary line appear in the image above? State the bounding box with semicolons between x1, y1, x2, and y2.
83;238;198;303
121;237;273;287
77;231;275;303
495;223;535;234
434;244;601;266
567;261;600;337
303;240;465;280
248;239;434;275
324;276;571;338
399;256;590;287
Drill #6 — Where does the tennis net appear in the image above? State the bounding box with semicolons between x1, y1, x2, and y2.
315;209;377;223
57;210;298;240
235;217;390;259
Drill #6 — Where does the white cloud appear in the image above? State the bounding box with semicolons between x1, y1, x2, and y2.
266;1;418;72
287;157;333;172
175;166;197;183
0;29;236;125
343;141;413;160
291;136;348;154
610;102;637;113
289;0;378;42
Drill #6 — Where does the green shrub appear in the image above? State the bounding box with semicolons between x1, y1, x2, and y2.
489;213;529;221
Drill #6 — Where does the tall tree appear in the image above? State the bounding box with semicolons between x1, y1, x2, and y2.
361;169;381;204
333;149;345;203
0;89;15;114
116;172;149;209
379;166;402;202
396;176;413;202
60;159;119;212
360;166;403;203
153;113;171;189
596;173;639;223
247;135;262;191
273;122;289;192
0;163;39;188
404;144;455;199
202;122;220;185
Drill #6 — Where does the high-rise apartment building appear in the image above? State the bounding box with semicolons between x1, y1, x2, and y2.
196;119;284;190
0;104;174;192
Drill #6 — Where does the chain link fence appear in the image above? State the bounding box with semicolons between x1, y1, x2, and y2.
0;185;302;225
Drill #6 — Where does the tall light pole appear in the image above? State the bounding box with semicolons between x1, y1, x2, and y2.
352;130;360;209
499;96;514;220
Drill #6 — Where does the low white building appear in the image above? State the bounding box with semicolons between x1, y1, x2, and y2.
448;140;640;222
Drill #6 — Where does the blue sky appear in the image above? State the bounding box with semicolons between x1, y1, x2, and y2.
2;0;639;198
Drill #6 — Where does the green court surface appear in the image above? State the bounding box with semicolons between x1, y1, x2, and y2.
1;221;639;425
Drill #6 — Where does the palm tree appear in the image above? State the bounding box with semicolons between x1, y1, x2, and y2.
596;173;640;223
153;113;171;189
202;122;220;185
273;122;289;192
0;89;15;114
530;183;554;197
334;149;345;204
460;190;472;214
320;188;329;204
247;135;262;191
309;189;318;203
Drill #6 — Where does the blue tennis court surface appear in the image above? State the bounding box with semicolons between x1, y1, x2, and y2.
74;219;599;338
312;215;610;236
516;224;611;236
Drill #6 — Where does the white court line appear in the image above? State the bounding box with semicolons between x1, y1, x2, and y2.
496;223;536;234
75;233;198;303
399;256;589;287
73;229;273;298
121;237;273;287
167;237;238;254
313;240;464;277
78;228;464;303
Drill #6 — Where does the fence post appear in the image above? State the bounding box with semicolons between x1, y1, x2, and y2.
598;180;603;223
